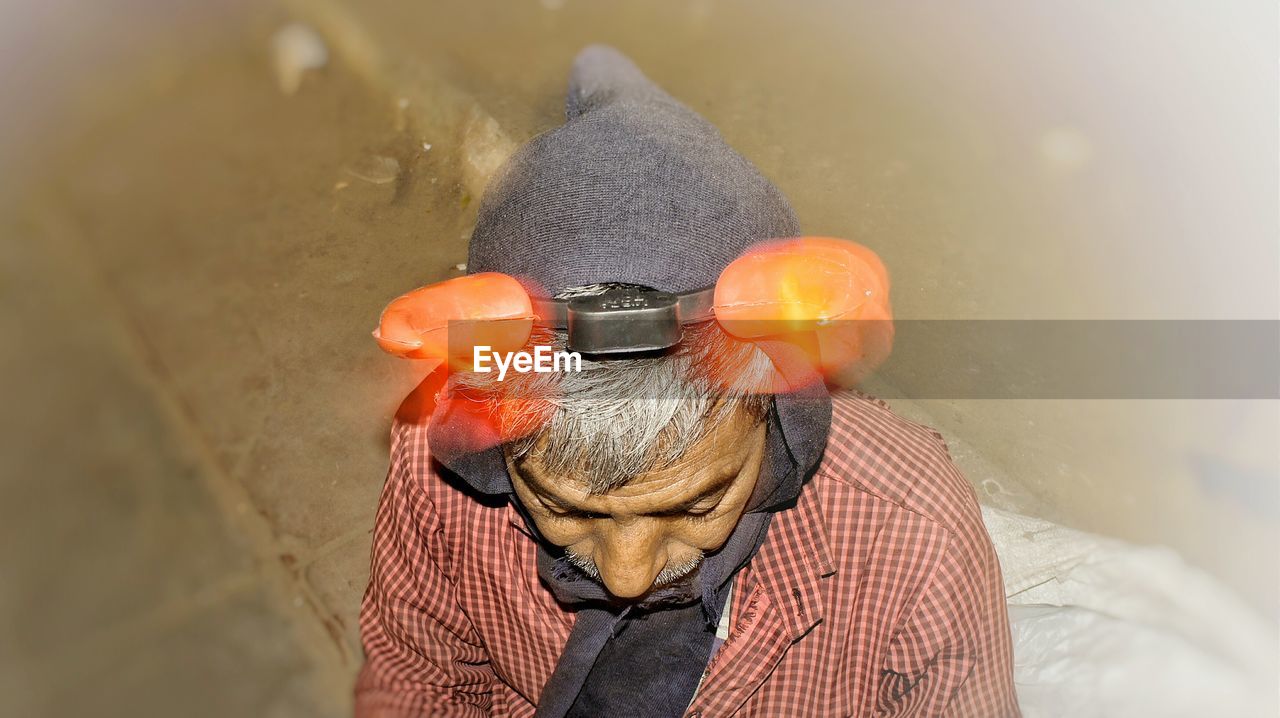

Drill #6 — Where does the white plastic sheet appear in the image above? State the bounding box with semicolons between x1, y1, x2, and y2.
981;506;1278;717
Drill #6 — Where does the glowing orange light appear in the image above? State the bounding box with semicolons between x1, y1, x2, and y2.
394;359;449;426
374;273;558;452
713;236;894;388
373;272;536;367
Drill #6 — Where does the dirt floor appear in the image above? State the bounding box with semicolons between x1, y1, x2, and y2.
1;11;475;715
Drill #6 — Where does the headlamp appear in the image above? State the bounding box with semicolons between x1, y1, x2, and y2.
533;287;715;354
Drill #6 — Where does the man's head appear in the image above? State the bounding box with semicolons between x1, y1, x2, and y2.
442;46;815;601
453;285;775;599
508;402;767;600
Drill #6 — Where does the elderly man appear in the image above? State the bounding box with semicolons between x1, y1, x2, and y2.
357;46;1019;717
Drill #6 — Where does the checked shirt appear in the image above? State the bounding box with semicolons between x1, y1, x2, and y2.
356;391;1021;717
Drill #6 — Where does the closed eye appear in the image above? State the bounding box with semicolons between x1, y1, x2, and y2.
533;481;729;521
544;504;608;521
653;501;716;516
685;503;722;521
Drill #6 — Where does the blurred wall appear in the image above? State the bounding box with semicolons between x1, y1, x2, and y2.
275;0;1280;611
2;0;1275;624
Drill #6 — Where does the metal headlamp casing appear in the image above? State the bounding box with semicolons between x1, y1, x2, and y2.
532;286;716;354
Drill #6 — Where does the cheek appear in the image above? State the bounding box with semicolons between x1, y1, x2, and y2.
672;491;754;551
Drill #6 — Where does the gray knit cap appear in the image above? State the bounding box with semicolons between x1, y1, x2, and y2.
467;45;800;295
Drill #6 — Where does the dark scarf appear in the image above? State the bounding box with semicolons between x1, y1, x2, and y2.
431;45;832;716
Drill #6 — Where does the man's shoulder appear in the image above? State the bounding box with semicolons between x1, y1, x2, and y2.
386;419;503;518
814;390;984;541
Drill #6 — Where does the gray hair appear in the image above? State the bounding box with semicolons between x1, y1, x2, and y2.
451;284;774;493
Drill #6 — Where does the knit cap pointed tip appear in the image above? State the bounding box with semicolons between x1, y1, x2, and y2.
567;44;659;118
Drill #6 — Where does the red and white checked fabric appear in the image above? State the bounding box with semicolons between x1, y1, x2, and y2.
356;391;1021;717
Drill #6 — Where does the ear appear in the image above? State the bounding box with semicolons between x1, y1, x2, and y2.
713;237;893;387
373;272;536;366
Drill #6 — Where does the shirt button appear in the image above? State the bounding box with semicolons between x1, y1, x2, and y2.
687;712;702;718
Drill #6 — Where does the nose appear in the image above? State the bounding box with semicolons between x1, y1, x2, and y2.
594;518;665;599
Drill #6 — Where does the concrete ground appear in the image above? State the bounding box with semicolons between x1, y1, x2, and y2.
1;1;1274;716
2;8;470;714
